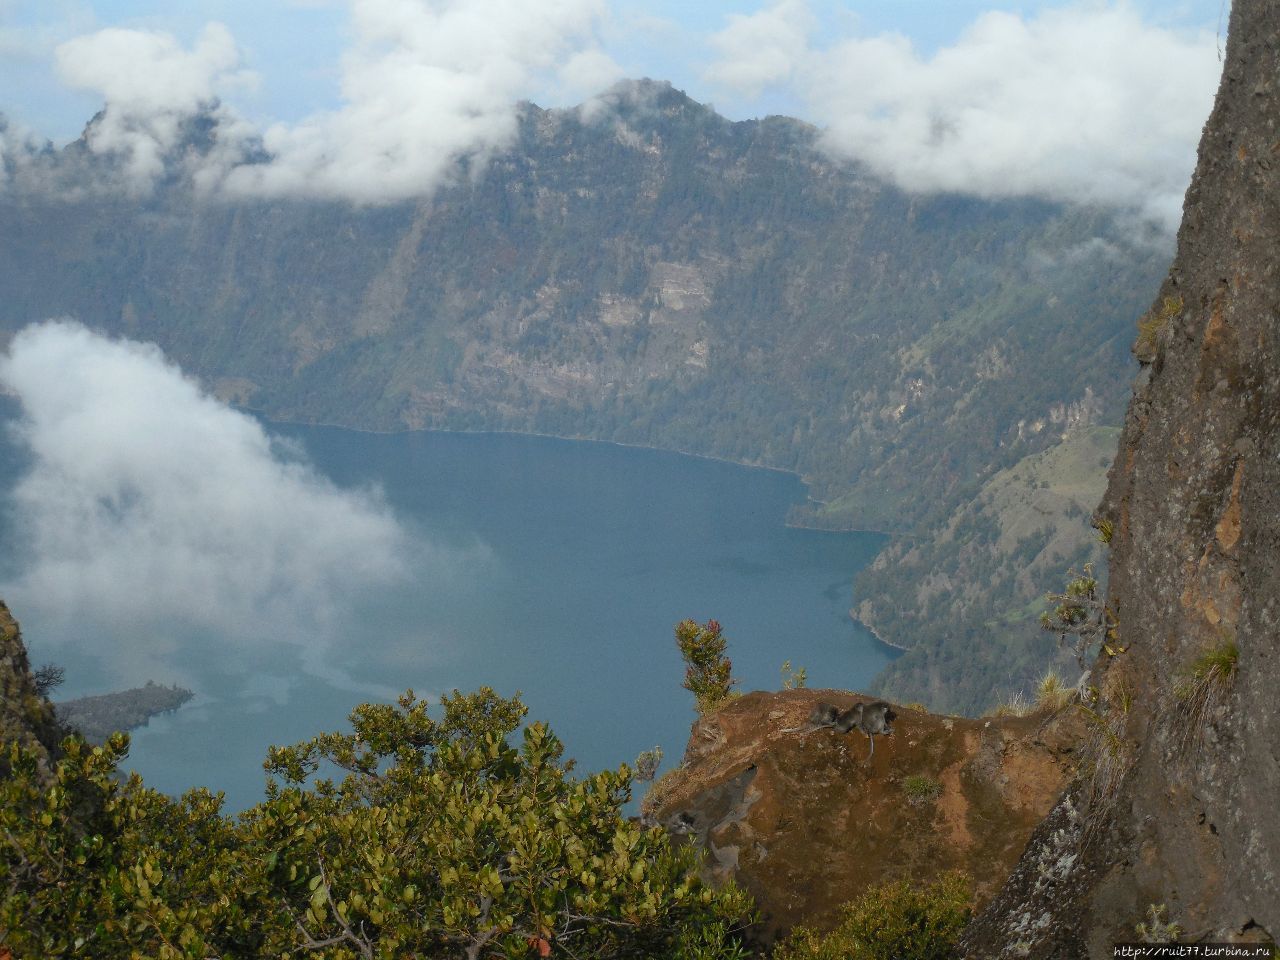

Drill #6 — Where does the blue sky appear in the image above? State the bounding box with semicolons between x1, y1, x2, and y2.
0;1;1228;224
3;0;1226;141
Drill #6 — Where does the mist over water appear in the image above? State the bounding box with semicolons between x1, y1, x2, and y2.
5;422;894;811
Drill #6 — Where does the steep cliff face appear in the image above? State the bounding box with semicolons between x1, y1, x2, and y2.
0;600;62;779
961;2;1280;954
649;689;1084;944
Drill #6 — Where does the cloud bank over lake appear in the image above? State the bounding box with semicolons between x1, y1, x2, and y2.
0;321;410;677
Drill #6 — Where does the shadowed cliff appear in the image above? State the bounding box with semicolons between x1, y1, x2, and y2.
961;1;1280;954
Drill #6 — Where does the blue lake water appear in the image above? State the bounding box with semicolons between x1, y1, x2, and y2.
7;424;894;811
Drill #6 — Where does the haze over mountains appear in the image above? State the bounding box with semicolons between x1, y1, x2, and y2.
1;79;1176;709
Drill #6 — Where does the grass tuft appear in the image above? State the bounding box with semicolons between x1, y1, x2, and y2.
1035;671;1073;713
1135;294;1183;361
1174;637;1239;754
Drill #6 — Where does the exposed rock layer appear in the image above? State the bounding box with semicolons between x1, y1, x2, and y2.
961;1;1280;954
650;689;1083;943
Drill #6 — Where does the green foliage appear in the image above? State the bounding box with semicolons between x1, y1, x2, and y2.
1;688;755;958
633;745;663;784
675;619;739;715
1173;635;1239;755
1176;638;1239;697
1135;295;1183;361
901;775;942;807
774;872;971;960
780;660;808;690
1040;563;1124;667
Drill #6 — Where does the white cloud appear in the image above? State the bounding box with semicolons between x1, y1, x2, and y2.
703;0;812;99
555;47;626;102
43;1;615;201
224;0;612;201
0;321;410;674
53;22;257;190
705;2;1220;229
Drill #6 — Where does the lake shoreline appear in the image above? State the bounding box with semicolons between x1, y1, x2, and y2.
849;608;908;653
248;411;900;538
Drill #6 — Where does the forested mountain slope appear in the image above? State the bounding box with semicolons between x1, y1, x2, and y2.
0;81;1170;707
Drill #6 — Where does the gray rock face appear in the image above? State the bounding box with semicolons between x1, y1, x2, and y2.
962;1;1280;954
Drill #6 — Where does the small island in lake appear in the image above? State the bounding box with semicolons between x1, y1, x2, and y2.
56;681;194;743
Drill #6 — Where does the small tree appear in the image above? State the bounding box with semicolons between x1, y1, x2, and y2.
675;619;739;714
1040;563;1124;667
32;662;65;696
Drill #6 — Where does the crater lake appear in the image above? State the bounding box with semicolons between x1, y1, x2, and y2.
4;423;895;810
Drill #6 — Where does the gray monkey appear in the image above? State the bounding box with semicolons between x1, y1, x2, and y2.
784;700;897;761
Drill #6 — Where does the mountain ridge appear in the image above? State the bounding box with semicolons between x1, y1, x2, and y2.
0;81;1169;709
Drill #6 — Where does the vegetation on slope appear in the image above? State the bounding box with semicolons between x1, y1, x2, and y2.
0;82;1163;538
0;82;1165;714
1;685;754;959
775;873;970;960
856;426;1117;713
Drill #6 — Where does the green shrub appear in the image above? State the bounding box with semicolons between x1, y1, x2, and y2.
774;872;971;960
1;688;756;959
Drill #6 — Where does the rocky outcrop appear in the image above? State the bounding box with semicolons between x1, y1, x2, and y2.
960;2;1280;955
648;689;1084;944
0;600;63;779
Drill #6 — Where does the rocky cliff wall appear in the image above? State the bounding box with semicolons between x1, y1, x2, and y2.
961;1;1280;954
0;600;62;780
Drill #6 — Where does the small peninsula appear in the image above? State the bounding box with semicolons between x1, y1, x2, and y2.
56;681;194;744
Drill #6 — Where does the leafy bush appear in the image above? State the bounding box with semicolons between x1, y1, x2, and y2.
634;745;664;783
676;619;740;714
1;688;756;959
774;872;971;960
